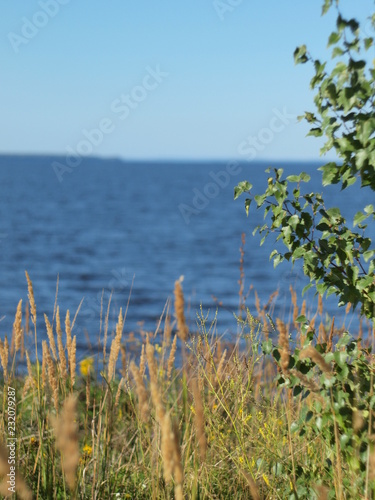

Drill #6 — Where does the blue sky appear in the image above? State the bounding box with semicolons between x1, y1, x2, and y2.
0;0;373;161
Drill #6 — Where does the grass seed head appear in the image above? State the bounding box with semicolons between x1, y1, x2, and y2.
70;336;76;387
277;319;290;375
107;308;123;381
0;337;8;380
174;277;188;341
65;309;72;365
44;314;57;361
13;299;23;352
192;378;207;462
299;345;332;375
130;360;149;423
53;395;80;491
43;340;59;412
167;334;177;379
56;306;67;382
25;271;36;326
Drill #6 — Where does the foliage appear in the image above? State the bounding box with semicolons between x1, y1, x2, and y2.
235;1;375;319
264;319;375;498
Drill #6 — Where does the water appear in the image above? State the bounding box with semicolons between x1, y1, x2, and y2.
0;155;373;363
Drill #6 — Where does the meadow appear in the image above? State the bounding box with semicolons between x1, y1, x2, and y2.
0;253;374;500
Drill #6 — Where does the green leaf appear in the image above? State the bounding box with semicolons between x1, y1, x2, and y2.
262;339;273;355
332;46;344;58
294;45;308;64
234;181;252;200
302;283;313;295
354;211;367;227
290;422;299;433
322;0;333;15
328;32;341;47
245;198;251;216
296;315;307;323
273;254;284;268
254;194;266;207
363;250;374;262
307;127;323;137
286;175;300;182
320;162;339;186
364;37;373;50
300;172;311;182
305;411;314;422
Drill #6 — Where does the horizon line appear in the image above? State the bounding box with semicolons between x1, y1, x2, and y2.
0;152;336;164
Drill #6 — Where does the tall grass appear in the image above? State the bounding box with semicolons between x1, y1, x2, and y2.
0;263;374;499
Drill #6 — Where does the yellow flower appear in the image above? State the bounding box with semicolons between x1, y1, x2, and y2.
80;357;94;377
155;344;162;353
262;474;270;487
208;433;215;443
83;444;92;456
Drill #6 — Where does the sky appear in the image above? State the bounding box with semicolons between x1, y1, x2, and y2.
0;0;374;161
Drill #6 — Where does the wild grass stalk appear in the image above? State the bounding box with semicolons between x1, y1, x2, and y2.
0;269;373;499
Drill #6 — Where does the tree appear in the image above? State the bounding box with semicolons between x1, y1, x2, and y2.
235;0;375;319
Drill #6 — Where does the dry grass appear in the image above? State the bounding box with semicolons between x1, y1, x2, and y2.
0;273;373;499
13;299;23;353
53;395;80;492
174;276;188;341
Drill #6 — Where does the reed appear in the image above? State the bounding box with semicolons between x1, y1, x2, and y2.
0;337;8;380
174;277;188;341
299;345;332;375
192;377;207;462
146;339;165;423
277;318;289;375
167;334;177;379
44;314;57;361
139;344;146;377
43;340;59;412
25;271;36;326
13;299;23;353
53;395;80;492
107;308;123;381
41;339;48;389
23;350;35;397
115;376;125;411
65;309;72;366
70;335;76;387
129;360;149;423
171;421;184;500
160;411;175;483
56;306;67;382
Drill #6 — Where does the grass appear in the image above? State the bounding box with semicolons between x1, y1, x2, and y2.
0;259;375;499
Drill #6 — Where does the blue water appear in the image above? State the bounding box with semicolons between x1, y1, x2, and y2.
0;155;373;364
